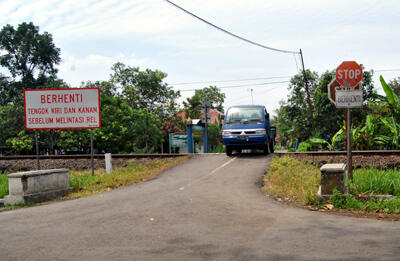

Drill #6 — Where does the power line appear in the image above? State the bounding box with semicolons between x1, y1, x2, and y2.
225;85;283;105
178;80;290;92
375;69;400;72
163;0;299;55
170;76;292;85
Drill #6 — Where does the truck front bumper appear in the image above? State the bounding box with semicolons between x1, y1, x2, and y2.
222;135;267;148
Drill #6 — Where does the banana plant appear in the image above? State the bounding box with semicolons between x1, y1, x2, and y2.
380;76;400;121
379;116;400;149
309;126;344;151
356;114;381;150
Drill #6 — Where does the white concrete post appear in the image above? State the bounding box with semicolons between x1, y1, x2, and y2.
105;153;112;174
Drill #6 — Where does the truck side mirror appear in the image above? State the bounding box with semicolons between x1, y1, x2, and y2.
266;113;270;120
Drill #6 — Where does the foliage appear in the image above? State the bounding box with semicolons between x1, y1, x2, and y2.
349;168;400;196
66;157;188;199
0;174;8;198
312;70;343;138
380;76;400;121
282;70;319;140
272;104;297;148
0;105;25;146
182;86;225;151
296;141;312;152
274;67;378;151
266;158;400;214
263;156;321;204
110;62;180;120
6;131;33;153
342;77;400;150
207;120;223;152
183;86;225;119
309;126;345;151
330;189;400;214
0;22;61;105
388;77;400;96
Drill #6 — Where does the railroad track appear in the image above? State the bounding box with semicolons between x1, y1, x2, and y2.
275;150;400;156
0;153;188;160
2;150;400;160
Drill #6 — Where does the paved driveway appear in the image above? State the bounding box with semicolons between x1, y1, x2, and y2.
1;154;400;260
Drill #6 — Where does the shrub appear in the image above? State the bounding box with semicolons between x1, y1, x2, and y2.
296;141;312;152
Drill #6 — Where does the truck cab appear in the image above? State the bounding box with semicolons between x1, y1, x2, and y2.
222;105;275;156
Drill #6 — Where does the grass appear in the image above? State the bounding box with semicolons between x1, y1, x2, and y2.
65;156;189;199
264;156;400;214
0;156;189;209
349;167;400;196
0;174;8;198
330;189;400;214
263;156;321;205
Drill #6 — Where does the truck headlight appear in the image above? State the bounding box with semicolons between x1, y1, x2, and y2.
222;131;231;136
255;130;266;134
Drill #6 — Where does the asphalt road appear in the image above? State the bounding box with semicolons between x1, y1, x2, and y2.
1;154;400;261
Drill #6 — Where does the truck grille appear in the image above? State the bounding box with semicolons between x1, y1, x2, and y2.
230;130;257;135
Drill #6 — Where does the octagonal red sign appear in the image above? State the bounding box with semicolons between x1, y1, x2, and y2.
336;61;363;88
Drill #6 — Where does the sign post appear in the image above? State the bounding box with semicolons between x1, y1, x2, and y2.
91;129;94;176
330;61;363;180
24;88;101;173
201;101;211;153
35;130;40;170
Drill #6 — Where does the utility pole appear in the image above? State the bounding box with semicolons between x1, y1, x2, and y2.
299;49;315;132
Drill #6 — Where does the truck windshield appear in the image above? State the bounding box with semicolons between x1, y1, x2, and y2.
225;107;264;124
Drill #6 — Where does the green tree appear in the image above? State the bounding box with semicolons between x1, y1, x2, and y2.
0;105;25;146
312;70;342;138
0;73;11;106
207;120;223;152
0;22;61;104
388;77;400;96
82;80;164;153
183;86;225;119
110;62;180;119
6;130;33;154
283;70;319;140
272;103;297;149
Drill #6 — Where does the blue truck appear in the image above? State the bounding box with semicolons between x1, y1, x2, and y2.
222;105;276;156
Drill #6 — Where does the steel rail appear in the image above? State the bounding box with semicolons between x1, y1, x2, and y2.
0;154;189;160
275;150;400;156
2;151;400;160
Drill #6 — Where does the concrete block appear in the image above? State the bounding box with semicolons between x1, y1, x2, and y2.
320;163;346;196
4;169;71;206
105;153;112;174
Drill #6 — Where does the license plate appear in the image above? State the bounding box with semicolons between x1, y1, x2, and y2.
238;135;248;141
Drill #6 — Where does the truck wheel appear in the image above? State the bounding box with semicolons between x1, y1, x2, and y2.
226;146;233;156
269;140;275;153
263;144;270;155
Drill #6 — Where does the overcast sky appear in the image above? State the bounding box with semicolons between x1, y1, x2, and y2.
1;0;400;113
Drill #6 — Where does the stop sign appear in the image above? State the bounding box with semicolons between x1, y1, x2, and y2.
336;61;363;87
